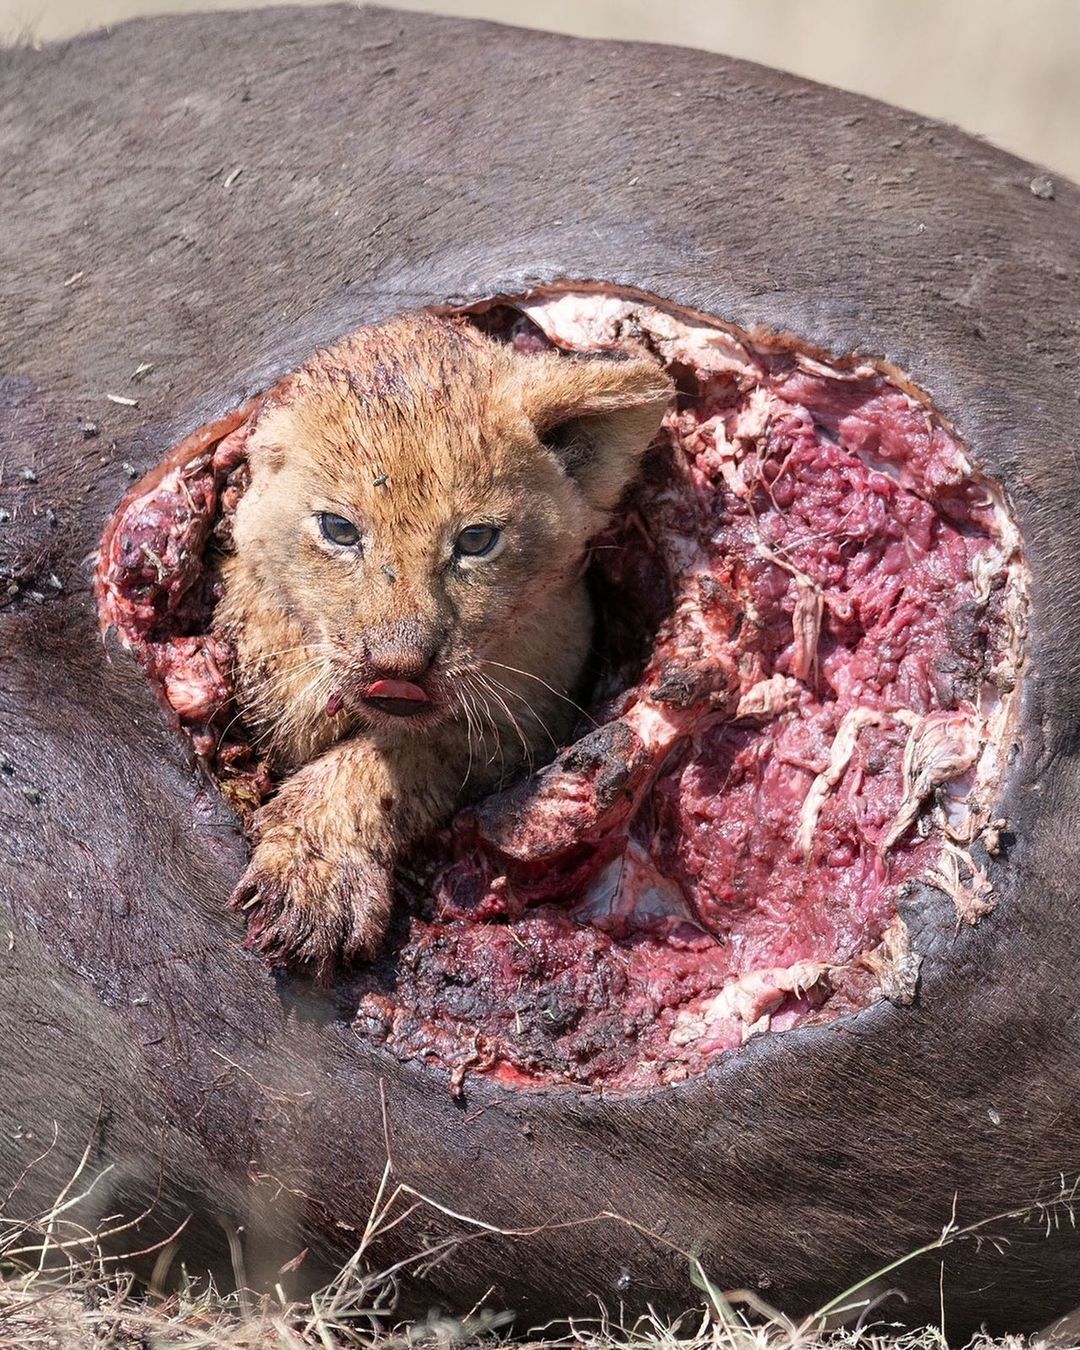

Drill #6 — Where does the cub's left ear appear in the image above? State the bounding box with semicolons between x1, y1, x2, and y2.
516;351;674;513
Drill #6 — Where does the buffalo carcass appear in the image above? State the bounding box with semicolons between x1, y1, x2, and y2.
2;6;1079;1336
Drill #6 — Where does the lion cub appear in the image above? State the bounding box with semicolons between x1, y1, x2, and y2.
218;312;672;975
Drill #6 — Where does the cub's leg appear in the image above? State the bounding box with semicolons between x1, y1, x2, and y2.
231;736;454;977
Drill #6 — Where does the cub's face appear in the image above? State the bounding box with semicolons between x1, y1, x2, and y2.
228;313;671;736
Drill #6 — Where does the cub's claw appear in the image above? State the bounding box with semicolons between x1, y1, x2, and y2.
230;816;393;979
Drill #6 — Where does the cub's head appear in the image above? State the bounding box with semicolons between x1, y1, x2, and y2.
227;312;671;740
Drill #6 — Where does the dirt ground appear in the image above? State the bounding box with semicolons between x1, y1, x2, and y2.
3;0;1079;184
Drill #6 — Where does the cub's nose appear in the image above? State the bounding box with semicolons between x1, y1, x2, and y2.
367;642;437;680
360;624;443;720
362;619;444;683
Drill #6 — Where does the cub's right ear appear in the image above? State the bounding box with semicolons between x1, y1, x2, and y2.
514;351;674;514
242;379;306;473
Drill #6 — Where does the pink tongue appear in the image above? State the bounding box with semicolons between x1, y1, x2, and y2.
365;679;430;703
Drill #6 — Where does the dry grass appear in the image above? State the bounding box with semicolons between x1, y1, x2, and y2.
0;1255;1059;1350
2;1122;1076;1349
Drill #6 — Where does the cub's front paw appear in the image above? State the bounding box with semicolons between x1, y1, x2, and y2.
230;802;393;978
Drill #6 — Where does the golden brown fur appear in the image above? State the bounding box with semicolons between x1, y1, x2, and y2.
216;312;671;973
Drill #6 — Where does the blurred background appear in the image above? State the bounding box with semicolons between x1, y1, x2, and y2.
3;0;1080;182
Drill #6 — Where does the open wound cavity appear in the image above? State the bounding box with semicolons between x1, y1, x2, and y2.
95;287;1028;1092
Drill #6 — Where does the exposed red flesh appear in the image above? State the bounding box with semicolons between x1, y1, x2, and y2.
94;291;1026;1093
94;403;272;813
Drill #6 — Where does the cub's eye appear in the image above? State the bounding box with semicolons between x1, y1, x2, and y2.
454;524;502;559
317;512;362;548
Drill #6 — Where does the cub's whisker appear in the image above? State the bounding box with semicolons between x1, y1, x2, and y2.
475;670;560;754
478;659;597;728
472;672;533;763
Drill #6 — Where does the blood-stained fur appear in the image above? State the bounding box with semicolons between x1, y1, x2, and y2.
216;312;669;973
